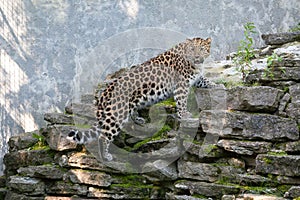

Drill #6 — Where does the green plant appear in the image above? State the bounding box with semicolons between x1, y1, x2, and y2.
234;22;257;82
289;22;300;32
32;133;46;147
263;53;284;79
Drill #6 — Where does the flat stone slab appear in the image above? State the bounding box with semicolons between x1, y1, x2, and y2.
289;83;300;103
65;103;96;119
8;132;39;152
227;86;283;112
178;160;219;182
174;180;240;198
64;152;119;173
240;194;286;200
200;110;299;142
185;142;225;159
282;140;300;152
195;87;227;111
44;113;75;125
4;149;54;175
284;186;300;199
68;169;112;187
256;154;300;176
44;112;95;126
234;174;274;186
7;176;45;195
17;165;66;180
246;65;300;83
286;102;300;124
165;193;206;200
142;160;178;181
5;191;44;200
42;125;78;151
261;32;300;45
45;181;88;196
217;139;272;155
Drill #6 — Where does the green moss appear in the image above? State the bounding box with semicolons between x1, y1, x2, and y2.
28;132;50;151
192;139;202;145
215;78;244;88
29;144;50;151
262;157;273;164
241;186;272;194
157;97;176;107
277;185;291;196
283;86;289;93
111;183;153;189
110;174;153;191
131;125;171;151
113;174;145;183
267;151;288;156
216;176;233;185
203;144;218;154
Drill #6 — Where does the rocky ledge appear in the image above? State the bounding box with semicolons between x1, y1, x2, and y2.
1;32;300;200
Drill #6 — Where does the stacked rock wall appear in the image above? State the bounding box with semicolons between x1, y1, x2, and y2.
1;32;300;199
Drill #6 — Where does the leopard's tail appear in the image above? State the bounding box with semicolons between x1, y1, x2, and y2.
67;123;101;144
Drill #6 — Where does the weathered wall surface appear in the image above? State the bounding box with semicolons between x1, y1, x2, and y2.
0;0;299;174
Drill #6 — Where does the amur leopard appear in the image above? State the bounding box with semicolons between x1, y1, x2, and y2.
67;37;215;161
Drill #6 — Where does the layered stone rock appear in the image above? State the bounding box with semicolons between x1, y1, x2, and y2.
174;180;240;198
261;32;300;45
284;186;300;199
42;125;77;151
217;139;272;155
256;154;300;176
226;86;283;112
17;166;66;180
8;132;39;152
177;161;219;182
46;181;88;196
7;176;45;196
68;169;112;187
4;149;54;176
200;110;299;141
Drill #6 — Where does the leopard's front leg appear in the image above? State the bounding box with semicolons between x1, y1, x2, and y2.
174;80;192;119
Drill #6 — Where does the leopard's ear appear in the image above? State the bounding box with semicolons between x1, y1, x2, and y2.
206;38;212;43
186;38;193;42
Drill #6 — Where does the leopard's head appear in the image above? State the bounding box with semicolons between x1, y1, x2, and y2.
183;37;211;64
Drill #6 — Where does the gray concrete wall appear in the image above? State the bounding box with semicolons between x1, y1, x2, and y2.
0;0;299;174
